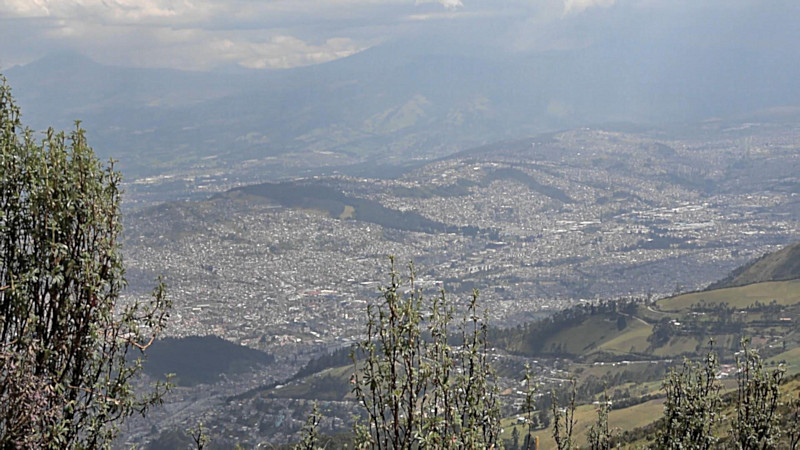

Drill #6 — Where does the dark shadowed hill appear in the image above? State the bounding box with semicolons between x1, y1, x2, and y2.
231;180;495;237
707;241;800;290
140;336;275;386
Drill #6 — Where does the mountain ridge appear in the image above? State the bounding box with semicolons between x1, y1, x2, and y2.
7;38;800;183
707;241;800;290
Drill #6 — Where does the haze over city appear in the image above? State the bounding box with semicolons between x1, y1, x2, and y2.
2;0;800;448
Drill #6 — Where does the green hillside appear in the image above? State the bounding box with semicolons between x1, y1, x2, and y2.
493;301;651;359
265;365;353;401
659;279;800;311
538;313;652;357
708;241;800;289
490;275;800;363
769;347;800;375
610;374;800;449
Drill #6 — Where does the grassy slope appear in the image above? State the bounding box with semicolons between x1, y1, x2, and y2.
616;377;800;449
541;315;626;355
769;347;800;375
709;242;800;289
266;365;353;401
256;241;800;442
658;279;800;312
251;276;800;446
598;319;653;355
503;278;798;362
503;398;666;449
494;276;800;448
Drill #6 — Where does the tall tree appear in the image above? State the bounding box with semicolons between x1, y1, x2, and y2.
0;77;170;448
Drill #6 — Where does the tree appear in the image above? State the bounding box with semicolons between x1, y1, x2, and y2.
655;349;721;450
350;258;501;449
0;77;170;447
294;403;321;450
189;422;211;450
509;426;521;450
731;339;784;449
786;392;800;450
521;364;539;450
587;389;613;450
551;379;576;450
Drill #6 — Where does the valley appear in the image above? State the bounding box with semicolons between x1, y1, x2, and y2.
138;249;800;448
117;123;800;447
5;3;800;448
123;124;800;357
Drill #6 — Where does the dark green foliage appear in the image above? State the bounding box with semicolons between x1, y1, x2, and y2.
492;299;641;357
389;179;474;198
293;346;354;381
648;320;676;349
0;78;170;447
509;426;521;450
140;336;274;386
279;433;356;450
147;428;196;450
269;373;352;401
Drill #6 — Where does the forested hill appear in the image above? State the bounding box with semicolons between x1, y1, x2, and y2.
230;180;496;238
140;336;275;386
707;241;800;290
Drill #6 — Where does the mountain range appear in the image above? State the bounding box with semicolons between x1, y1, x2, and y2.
5;37;800;184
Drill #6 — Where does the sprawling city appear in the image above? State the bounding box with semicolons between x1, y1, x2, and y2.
2;1;800;448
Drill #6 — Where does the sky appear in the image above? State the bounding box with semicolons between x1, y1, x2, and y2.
3;0;795;72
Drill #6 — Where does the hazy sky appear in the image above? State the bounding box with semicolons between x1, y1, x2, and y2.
3;0;795;72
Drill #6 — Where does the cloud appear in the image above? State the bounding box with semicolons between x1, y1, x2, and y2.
0;0;51;17
0;0;208;22
0;0;380;70
0;0;484;71
415;0;464;11
4;0;792;74
214;36;367;70
406;10;501;21
562;0;616;16
86;27;370;71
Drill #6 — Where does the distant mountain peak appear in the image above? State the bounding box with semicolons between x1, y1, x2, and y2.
22;50;103;71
